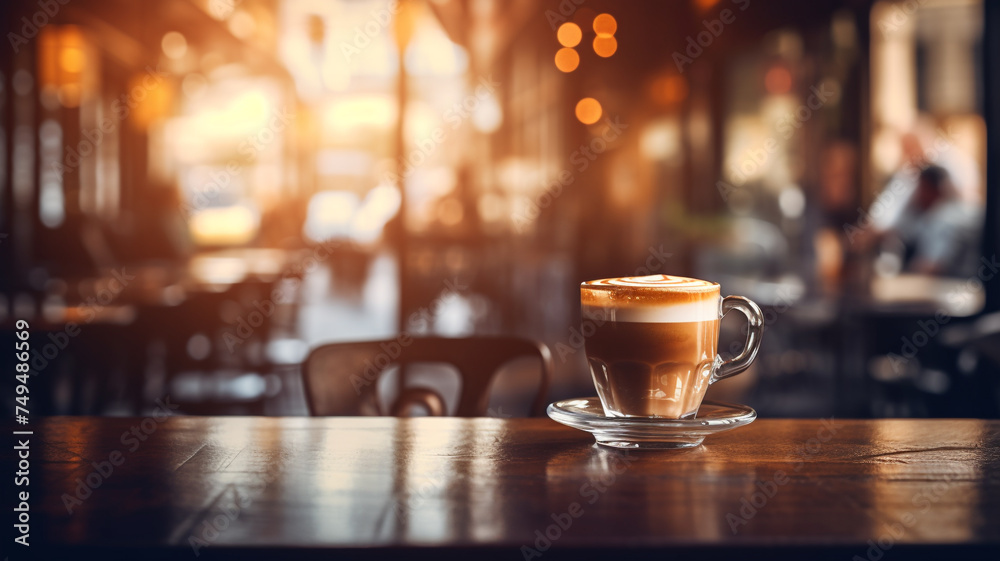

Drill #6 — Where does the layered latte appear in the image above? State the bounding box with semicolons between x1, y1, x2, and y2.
581;275;721;419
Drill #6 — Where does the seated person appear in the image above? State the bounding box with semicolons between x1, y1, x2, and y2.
883;166;982;277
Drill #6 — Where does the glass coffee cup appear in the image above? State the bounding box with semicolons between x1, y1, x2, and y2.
581;274;763;419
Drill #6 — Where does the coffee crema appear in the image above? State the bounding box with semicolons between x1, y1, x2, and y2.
581;274;719;324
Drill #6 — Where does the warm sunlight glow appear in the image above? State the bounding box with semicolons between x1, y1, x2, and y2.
351;183;402;244
323;96;396;133
575;97;602;125
557;23;582;48
405;22;468;76
554;47;580;73
161;84;278;164
190;206;260;246
304;191;359;242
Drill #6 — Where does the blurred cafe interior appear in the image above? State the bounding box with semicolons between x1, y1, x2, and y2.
1;0;998;420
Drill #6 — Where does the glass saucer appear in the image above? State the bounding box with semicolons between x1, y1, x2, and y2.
546;398;756;449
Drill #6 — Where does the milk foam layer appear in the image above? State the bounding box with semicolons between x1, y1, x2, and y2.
581;274;720;323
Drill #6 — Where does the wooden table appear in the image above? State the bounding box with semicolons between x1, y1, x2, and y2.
13;417;1000;560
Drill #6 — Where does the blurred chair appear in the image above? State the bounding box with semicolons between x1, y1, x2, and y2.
302;337;552;417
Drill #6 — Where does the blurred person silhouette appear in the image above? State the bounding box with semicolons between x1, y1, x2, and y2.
871;124;981;234
880;165;982;276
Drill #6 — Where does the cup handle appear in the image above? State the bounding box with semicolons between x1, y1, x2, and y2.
711;295;764;384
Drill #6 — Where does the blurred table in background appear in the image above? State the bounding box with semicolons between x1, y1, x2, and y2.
0;248;310;414
867;273;985;317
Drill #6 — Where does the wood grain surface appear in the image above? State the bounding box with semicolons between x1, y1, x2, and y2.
10;416;1000;560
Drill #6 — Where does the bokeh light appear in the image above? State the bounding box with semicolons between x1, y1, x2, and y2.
555;47;580;72
557;22;582;48
575;97;603;125
593;14;617;37
59;47;84;73
593;36;618;58
161;31;188;59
